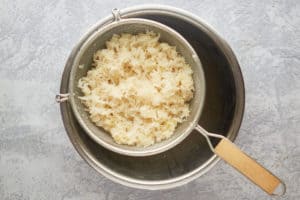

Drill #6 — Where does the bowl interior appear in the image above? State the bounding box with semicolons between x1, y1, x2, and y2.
68;18;206;156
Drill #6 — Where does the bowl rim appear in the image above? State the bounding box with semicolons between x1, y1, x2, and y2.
68;17;206;156
60;4;245;190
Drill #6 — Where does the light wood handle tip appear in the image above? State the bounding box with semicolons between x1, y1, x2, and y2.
214;138;285;195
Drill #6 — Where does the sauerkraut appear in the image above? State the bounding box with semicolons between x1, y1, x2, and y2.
78;31;194;147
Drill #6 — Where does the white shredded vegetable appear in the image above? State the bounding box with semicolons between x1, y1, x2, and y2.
78;31;194;147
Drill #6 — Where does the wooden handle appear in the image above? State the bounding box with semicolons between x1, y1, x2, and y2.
214;138;284;195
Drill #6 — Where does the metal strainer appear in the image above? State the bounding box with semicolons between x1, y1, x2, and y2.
62;8;206;156
56;8;285;195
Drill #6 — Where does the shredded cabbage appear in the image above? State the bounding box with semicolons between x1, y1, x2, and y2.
78;31;194;147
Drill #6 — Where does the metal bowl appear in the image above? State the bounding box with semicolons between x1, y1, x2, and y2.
59;5;245;189
68;14;206;157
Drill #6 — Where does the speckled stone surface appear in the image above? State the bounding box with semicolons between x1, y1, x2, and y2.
0;0;299;199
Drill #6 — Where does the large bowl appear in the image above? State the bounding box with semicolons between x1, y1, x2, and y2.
59;5;245;189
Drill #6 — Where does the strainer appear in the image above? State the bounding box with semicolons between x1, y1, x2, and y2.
56;8;285;195
63;8;206;157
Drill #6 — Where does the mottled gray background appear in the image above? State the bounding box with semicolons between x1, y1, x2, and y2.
0;0;299;199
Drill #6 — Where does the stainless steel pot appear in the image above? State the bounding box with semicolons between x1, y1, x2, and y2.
58;5;245;190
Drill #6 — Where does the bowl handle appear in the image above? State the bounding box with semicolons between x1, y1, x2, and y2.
195;125;286;196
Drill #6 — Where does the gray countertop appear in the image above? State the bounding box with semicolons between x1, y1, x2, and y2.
0;0;299;199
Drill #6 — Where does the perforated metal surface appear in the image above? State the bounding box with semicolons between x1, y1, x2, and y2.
68;17;205;156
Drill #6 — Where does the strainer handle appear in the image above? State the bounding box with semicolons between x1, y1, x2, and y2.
195;125;286;196
214;138;286;196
